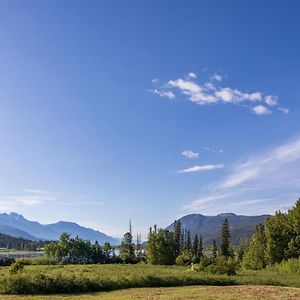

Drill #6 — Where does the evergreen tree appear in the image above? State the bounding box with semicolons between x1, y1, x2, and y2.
198;235;204;258
192;234;198;256
135;231;143;261
173;220;182;257
119;222;135;263
186;230;192;251
285;199;300;259
180;228;185;253
220;218;231;257
242;224;266;270
265;211;292;264
212;240;217;259
147;226;158;264
237;239;247;261
147;227;175;265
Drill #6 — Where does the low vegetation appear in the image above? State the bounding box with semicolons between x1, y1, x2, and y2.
0;285;300;300
0;264;300;295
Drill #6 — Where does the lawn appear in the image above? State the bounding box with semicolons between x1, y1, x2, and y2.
0;264;299;295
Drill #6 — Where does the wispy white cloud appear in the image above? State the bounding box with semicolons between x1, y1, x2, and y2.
203;147;224;153
0;195;47;208
0;189;57;209
211;73;223;82
182;136;300;214
150;88;175;99
232;198;272;207
220;136;300;188
24;189;53;194
278;107;289;114
182;150;199;159
182;193;233;212
188;72;197;79
252;105;272;115
265;95;278;107
151;72;287;115
0;189;103;211
60;201;104;206
177;164;224;173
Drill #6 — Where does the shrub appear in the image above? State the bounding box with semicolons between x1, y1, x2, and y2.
9;260;25;274
176;251;192;266
206;256;238;275
198;256;213;270
191;256;238;276
0;257;15;266
269;257;300;274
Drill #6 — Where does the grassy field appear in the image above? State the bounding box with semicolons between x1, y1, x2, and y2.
0;286;299;299
0;264;300;295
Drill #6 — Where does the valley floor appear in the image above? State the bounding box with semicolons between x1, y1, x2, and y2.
0;285;300;300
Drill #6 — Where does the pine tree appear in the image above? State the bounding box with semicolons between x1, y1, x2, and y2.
119;220;135;263
136;231;143;261
192;234;198;256
147;226;175;265
220;218;231;257
243;224;266;269
186;230;192;251
180;228;185;253
198;235;204;258
237;239;247;261
174;220;181;257
212;240;217;259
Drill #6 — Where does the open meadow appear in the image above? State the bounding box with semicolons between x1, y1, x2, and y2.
0;285;299;300
0;264;300;296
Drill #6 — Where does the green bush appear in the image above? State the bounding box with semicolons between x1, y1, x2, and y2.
269;257;300;274
191;256;238;276
9;260;25;274
0;257;15;266
175;251;192;266
198;256;213;270
206;256;238;275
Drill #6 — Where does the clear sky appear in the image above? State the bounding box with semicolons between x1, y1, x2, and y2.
0;0;300;237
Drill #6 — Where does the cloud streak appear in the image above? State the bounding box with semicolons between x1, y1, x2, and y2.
182;136;300;214
182;150;199;159
0;189;104;211
177;164;224;173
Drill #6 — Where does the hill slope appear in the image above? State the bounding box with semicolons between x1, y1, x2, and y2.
167;213;270;246
0;213;119;245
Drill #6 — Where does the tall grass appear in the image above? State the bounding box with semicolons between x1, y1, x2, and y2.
0;264;298;294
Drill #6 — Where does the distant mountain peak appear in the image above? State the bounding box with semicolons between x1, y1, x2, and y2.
0;212;119;245
9;212;25;221
167;212;270;246
216;213;237;217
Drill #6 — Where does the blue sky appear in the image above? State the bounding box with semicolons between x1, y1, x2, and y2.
0;0;300;237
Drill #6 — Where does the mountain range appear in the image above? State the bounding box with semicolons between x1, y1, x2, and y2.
167;213;270;246
0;212;119;245
0;212;270;247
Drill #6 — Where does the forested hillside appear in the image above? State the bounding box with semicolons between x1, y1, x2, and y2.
0;232;47;251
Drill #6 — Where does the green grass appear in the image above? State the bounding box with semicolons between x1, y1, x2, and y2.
0;264;299;295
0;285;299;299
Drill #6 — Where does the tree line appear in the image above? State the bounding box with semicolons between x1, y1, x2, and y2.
42;198;300;275
0;233;47;251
